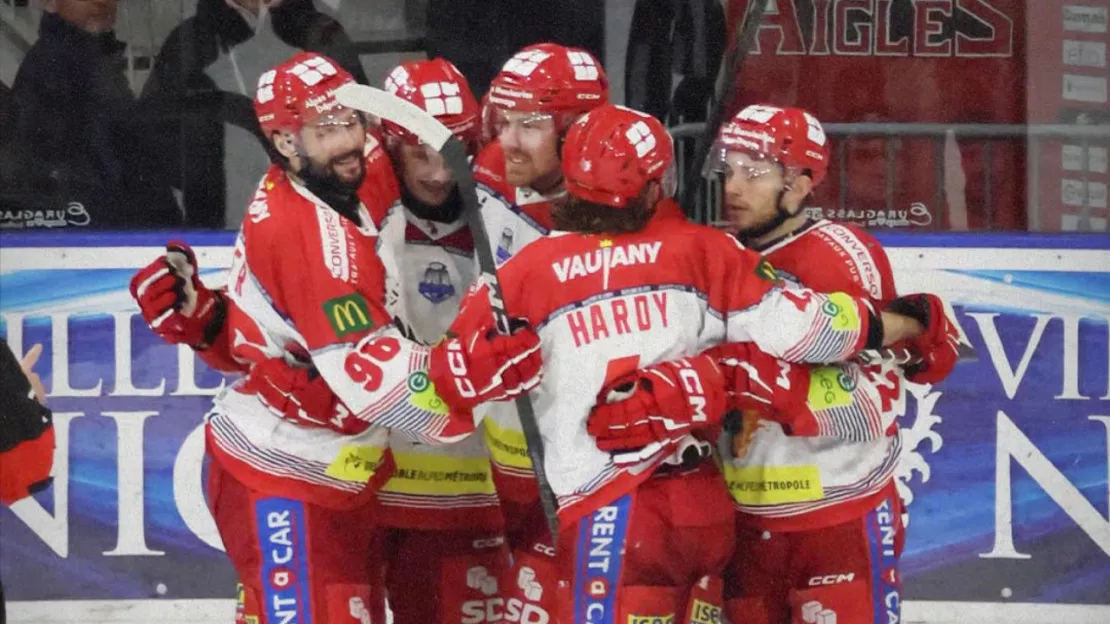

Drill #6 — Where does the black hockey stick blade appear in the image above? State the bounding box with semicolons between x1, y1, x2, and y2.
335;83;562;541
680;0;769;213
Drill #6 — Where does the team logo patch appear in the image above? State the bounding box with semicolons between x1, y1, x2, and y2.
418;261;456;303
497;227;515;264
254;498;313;624
323;293;374;337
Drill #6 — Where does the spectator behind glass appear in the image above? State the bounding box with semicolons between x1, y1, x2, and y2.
0;0;181;229
425;0;603;100
140;0;367;229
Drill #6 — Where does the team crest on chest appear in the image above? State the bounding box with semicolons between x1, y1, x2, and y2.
418;261;456;303
496;227;516;265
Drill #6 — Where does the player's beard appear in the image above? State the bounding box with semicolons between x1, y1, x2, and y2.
298;150;366;221
728;192;791;245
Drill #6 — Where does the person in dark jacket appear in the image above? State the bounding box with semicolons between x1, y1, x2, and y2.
425;0;604;100
0;0;181;229
140;0;368;228
0;340;54;619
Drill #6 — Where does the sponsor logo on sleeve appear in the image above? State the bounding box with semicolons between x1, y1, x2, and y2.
323;293;374;337
755;259;779;282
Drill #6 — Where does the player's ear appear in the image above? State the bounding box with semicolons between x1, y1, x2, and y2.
783;173;813;212
272;130;299;160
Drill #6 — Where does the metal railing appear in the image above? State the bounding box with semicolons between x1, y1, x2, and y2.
668;122;1110;231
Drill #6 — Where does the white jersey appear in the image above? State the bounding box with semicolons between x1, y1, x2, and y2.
447;202;882;524
472;140;563;503
372;201;501;529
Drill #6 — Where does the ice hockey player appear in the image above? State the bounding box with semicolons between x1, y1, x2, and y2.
369;58;513;624
472;41;611;621
0;341;53;619
708;105;956;624
441;103;944;624
129;51;543;624
0;341;53;509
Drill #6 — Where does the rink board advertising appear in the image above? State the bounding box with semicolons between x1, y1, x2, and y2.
0;231;1108;622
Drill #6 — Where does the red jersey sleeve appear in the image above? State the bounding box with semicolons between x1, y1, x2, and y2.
706;231;874;363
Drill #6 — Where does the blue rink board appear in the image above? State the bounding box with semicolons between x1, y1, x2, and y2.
0;231;1107;605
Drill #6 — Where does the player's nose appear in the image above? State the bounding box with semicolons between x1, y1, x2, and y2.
723;173;749;199
499;124;522;151
428;164;452;185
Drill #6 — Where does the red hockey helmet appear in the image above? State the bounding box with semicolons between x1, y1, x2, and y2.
487;43;609;125
382;58;481;153
254;52;356;136
707;105;829;187
562;104;674;209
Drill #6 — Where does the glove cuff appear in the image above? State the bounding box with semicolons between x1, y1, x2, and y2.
196;291;228;349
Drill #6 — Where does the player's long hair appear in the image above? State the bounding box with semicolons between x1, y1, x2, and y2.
553;183;657;235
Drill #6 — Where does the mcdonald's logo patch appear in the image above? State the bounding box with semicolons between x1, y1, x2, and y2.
755;259;778;282
323;293;374;337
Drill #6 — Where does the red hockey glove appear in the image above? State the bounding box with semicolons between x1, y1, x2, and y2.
586;354;728;453
884;294;960;384
707;342;810;417
715;343;895;441
428;318;543;411
244;357;369;435
129;241;225;348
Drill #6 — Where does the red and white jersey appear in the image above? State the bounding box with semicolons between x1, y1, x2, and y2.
207;136;470;509
370;202;501;530
474;140;558;266
447;200;877;525
472;140;563;504
723;219;905;531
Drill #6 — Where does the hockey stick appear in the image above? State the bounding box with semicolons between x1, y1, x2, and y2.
335;83;563;540
680;0;769;213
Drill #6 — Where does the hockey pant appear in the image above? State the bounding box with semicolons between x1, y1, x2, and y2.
208;459;379;624
499;499;563;624
369;525;511;624
558;461;736;624
724;487;905;624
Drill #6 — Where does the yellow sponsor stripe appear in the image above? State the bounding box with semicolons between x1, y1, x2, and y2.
723;464;824;505
325;445;386;483
382;452;496;496
484;418;533;470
